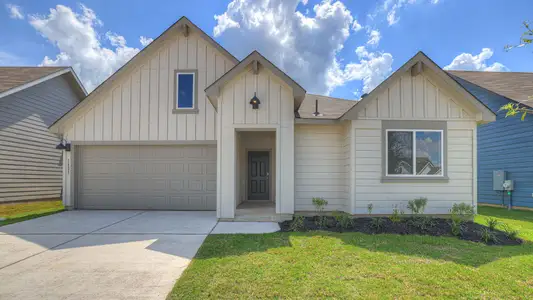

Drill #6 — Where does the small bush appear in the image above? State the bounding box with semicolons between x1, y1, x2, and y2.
450;203;474;218
480;227;499;244
486;217;500;231
370;217;385;232
450;219;464;237
334;211;353;230
315;215;329;229
312;197;328;214
409;216;436;231
407;197;428;215
501;223;520;240
289;215;305;232
367;203;373;215
389;205;404;223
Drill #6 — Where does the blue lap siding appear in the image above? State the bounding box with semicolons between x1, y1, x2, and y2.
455;77;533;208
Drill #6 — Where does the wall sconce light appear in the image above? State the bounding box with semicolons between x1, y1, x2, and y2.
249;92;261;109
56;139;71;152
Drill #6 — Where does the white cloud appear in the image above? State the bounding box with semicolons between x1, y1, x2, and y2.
444;48;509;72
328;46;393;95
213;0;370;95
28;4;144;91
352;20;362;32
6;3;24;19
367;29;381;46
139;36;153;47
382;0;439;26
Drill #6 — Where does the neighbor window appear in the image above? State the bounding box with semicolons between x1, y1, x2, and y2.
386;129;444;176
174;70;198;113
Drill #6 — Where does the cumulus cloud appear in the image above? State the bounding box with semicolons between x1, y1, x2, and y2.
328;46;393;95
28;4;144;91
444;48;509;72
6;3;24;19
213;0;378;95
367;29;381;46
139;36;153;47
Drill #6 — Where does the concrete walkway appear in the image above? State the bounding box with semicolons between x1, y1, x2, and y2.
0;211;217;300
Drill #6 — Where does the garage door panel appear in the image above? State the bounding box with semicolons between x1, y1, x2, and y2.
77;145;216;210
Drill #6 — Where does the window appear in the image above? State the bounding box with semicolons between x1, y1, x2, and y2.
386;129;443;177
174;70;198;113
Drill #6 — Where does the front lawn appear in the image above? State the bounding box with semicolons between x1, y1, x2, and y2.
169;206;533;299
0;200;64;226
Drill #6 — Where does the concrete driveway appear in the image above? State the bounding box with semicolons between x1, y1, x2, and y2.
0;210;218;300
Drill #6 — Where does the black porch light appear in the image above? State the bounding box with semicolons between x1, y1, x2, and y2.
250;92;261;109
55;140;71;151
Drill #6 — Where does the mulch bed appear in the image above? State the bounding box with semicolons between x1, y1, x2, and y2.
279;216;523;246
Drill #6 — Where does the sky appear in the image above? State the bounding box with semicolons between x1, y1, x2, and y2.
1;0;532;100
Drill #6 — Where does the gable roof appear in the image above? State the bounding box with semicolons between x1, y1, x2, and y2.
205;50;306;111
448;71;533;108
0;67;86;99
297;93;357;119
49;16;238;132
341;51;496;122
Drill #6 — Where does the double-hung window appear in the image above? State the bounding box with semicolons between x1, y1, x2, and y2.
174;70;198;113
386;129;444;177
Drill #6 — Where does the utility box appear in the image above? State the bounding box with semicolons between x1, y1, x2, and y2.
493;170;506;191
503;180;514;191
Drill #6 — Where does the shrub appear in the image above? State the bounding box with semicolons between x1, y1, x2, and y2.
315;216;329;229
480;227;499;244
407;197;428;215
389;205;403;223
501;223;520;240
334;211;353;230
370;217;385;232
409;216;436;231
450;219;464;237
289;215;305;232
312;197;328;214
367;203;373;215
450;203;474;219
486;217;500;231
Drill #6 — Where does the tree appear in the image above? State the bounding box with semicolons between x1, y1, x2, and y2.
500;21;533;120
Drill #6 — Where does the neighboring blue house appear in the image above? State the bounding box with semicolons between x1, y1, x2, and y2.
450;71;533;208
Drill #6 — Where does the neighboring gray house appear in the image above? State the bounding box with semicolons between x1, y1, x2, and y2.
0;67;86;203
451;71;533;209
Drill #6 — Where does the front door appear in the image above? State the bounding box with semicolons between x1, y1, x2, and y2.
248;151;270;200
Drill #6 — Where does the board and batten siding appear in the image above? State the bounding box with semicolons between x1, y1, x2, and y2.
294;124;349;211
218;65;295;218
63;31;235;142
351;69;478;214
0;76;81;202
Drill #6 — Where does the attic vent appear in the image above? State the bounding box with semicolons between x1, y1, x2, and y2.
312;99;323;117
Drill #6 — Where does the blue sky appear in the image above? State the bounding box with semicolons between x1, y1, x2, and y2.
1;0;531;99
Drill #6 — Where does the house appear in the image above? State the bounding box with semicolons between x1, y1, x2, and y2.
0;67;86;203
49;17;495;220
450;71;533;209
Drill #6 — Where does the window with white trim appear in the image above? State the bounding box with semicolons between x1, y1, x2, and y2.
176;71;195;109
386;130;444;176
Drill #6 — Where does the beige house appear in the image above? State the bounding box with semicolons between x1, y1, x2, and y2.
50;17;495;220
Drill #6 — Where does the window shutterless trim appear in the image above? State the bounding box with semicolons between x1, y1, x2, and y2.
385;129;444;177
173;69;199;114
381;120;448;182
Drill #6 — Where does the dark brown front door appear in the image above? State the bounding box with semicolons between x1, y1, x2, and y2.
248;151;270;200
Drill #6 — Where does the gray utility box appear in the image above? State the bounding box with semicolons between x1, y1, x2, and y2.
493;170;507;191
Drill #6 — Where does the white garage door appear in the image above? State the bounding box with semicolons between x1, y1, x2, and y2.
76;145;216;210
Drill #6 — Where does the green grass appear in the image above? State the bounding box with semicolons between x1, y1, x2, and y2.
0;200;65;226
169;206;533;299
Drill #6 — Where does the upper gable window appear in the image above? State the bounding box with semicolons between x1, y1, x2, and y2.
173;70;198;114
